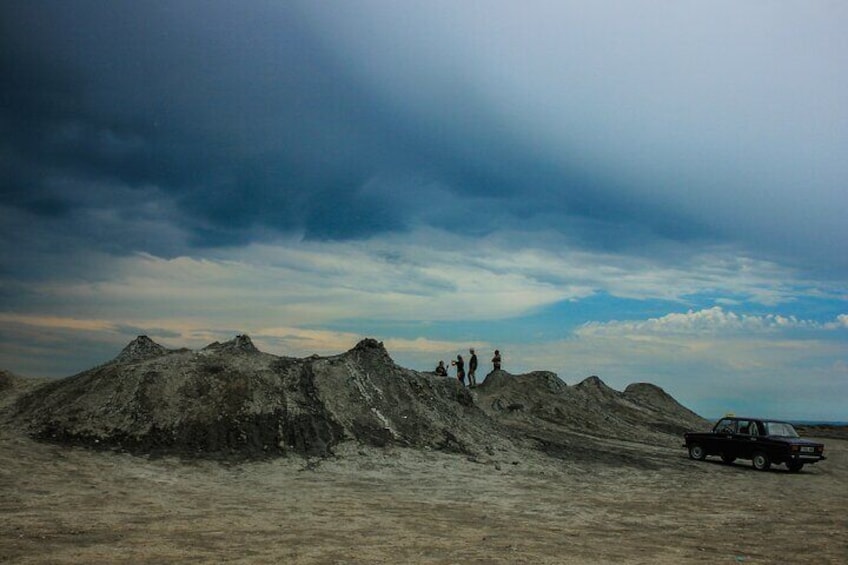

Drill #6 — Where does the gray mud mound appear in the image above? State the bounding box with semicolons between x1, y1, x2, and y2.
10;336;502;459
309;338;493;452
110;335;173;364
475;371;709;445
0;369;14;393
0;370;21;416
623;382;708;433
201;334;260;355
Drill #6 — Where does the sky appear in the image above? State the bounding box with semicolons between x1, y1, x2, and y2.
1;1;846;421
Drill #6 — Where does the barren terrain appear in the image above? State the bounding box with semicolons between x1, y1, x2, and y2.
2;427;845;564
1;339;845;563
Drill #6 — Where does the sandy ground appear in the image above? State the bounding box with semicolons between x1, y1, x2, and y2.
1;429;846;564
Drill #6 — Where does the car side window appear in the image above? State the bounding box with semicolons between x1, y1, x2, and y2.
716;418;735;434
735;420;763;435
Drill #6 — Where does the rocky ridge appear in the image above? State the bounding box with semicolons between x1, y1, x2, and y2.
2;335;709;460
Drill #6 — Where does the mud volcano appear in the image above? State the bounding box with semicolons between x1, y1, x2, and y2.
6;335;709;460
11;336;497;458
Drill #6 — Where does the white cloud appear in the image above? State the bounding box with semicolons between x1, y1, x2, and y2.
576;307;843;337
828;314;848;330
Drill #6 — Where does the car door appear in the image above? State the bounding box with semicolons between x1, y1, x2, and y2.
733;419;759;459
713;418;737;457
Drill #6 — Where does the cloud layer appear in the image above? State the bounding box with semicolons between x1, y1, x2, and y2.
1;2;846;420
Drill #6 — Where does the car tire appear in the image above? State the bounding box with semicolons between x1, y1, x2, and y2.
787;461;804;473
688;444;706;461
752;452;771;471
720;454;736;464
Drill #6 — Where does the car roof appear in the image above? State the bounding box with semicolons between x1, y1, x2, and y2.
717;416;792;425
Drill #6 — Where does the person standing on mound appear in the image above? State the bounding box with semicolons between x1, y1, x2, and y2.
468;348;478;387
492;349;501;371
452;354;465;386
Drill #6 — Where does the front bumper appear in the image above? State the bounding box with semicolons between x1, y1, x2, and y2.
791;454;826;463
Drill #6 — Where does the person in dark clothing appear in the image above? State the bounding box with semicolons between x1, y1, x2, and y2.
492;349;501;371
435;360;448;376
468;348;478;387
452;354;465;385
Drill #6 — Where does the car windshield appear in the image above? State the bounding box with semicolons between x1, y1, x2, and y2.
763;421;799;437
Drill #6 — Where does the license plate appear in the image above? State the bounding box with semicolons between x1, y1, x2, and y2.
800;446;815;453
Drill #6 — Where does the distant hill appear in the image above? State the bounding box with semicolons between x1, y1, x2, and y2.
3;335;708;459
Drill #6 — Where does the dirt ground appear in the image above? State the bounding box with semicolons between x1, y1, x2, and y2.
1;429;845;564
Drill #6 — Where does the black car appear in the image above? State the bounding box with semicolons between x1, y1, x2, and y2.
684;416;826;472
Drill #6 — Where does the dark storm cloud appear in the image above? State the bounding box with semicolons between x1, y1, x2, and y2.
1;1;694;253
2;2;401;249
2;2;845;274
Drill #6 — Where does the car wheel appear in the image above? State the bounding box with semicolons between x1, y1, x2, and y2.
720;454;736;464
688;444;706;461
752;452;771;471
787;461;804;473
